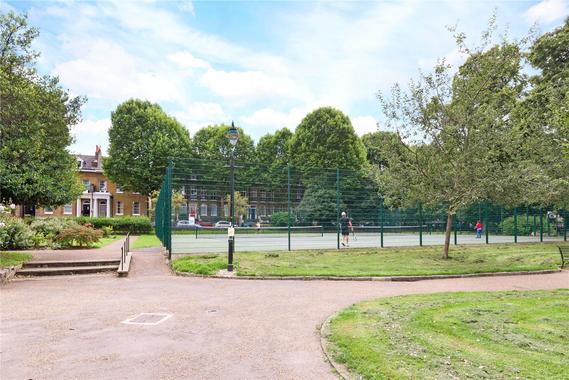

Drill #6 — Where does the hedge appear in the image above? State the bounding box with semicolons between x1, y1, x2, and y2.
75;216;152;234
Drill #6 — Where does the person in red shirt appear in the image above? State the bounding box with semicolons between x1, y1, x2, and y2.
475;221;483;238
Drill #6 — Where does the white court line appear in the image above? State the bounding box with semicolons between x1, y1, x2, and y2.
121;313;173;326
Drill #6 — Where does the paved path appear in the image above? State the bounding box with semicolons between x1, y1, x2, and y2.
1;249;567;380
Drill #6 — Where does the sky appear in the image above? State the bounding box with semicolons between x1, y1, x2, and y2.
3;0;568;155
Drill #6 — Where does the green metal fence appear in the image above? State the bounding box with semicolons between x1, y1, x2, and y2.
154;158;567;256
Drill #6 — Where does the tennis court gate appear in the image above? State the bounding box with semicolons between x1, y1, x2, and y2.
154;158;568;257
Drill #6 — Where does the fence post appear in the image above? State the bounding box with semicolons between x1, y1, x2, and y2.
453;215;457;245
166;160;173;260
563;210;569;241
287;165;291;251
379;198;384;248
540;208;544;242
484;202;489;244
336;168;340;250
419;203;423;247
514;208;518;243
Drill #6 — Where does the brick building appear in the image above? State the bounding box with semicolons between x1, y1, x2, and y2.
29;146;149;218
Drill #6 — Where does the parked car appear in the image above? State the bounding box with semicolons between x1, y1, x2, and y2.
196;220;213;228
215;221;231;228
176;220;201;229
242;220;256;228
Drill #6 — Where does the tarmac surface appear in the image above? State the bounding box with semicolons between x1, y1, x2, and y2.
172;230;565;254
1;248;568;380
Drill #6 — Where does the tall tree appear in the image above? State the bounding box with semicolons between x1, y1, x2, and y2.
256;127;293;167
378;20;528;259
0;11;84;208
190;124;255;163
289;107;367;173
509;18;569;208
104;99;191;195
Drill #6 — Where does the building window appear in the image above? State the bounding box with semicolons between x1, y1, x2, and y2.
132;201;140;216
211;204;218;217
190;174;197;181
250;190;257;200
44;207;54;214
99;180;107;192
82;179;90;191
63;204;72;215
116;201;124;215
224;204;229;217
200;204;208;216
116;185;123;193
260;191;266;201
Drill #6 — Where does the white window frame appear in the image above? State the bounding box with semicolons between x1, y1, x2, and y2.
116;201;124;215
116;185;123;193
99;180;107;192
63;204;72;215
210;204;218;217
200;203;208;216
132;201;140;216
82;179;90;191
44;207;54;215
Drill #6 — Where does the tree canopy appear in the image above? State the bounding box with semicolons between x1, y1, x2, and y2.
0;11;84;208
190;124;255;163
289;107;368;173
104;99;191;195
377;20;530;258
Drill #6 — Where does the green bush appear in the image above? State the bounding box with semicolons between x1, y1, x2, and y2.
30;217;75;238
0;216;35;249
54;224;103;247
101;226;113;237
501;216;536;236
270;211;290;227
75;216;152;234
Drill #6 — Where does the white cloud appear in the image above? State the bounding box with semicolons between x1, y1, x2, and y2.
53;39;184;103
73;118;111;135
168;51;211;70
351;116;378;136
524;0;569;24
174;102;227;136
71;118;111;154
200;69;312;103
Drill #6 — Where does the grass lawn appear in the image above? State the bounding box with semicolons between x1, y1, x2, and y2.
0;252;33;267
327;290;569;379
172;254;226;275
90;235;125;249
172;243;563;277
131;235;162;249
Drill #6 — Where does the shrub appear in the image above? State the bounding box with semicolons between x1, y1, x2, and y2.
55;224;103;247
101;226;113;237
75;216;152;234
30;217;75;238
0;216;35;249
501;216;536;236
270;212;290;227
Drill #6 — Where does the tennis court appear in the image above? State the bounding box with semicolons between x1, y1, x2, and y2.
171;225;561;255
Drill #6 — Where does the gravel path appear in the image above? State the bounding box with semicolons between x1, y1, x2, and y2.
1;249;567;380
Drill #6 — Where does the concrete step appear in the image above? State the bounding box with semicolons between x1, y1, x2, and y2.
16;265;119;277
24;259;120;269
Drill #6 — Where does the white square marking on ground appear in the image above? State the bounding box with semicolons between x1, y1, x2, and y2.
121;313;173;326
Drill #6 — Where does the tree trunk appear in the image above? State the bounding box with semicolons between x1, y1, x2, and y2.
443;212;453;259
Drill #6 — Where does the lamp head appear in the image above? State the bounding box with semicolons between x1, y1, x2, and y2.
226;121;239;147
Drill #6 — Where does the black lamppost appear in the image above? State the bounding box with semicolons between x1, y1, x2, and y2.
226;122;239;271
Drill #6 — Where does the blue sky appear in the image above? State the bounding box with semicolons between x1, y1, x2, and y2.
4;0;568;155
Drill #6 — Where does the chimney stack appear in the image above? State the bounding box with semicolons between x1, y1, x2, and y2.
94;145;102;169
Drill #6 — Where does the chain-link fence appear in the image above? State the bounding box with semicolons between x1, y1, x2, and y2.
154;158;568;257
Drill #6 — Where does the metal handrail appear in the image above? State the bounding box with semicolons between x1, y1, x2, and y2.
120;232;131;271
